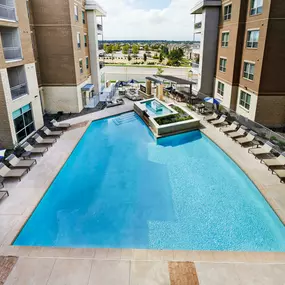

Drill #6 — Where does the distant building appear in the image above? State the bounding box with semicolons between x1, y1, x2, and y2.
191;0;285;127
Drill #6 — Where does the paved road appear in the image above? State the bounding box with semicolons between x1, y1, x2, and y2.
103;66;190;81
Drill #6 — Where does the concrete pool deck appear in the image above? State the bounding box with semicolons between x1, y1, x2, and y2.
0;99;285;284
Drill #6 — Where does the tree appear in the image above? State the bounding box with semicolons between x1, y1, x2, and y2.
122;44;130;54
132;44;139;54
144;44;149;52
159;53;164;63
112;43;121;52
127;54;132;61
167;48;184;66
143;53;147;62
104;44;113;54
156;66;164;76
161;45;169;56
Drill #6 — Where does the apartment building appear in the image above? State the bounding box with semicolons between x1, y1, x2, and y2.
29;0;106;114
191;0;285;128
0;0;43;148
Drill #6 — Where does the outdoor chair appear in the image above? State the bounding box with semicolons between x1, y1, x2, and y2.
22;142;48;157
220;121;239;134
204;113;218;122
272;169;285;183
51;119;71;129
0;162;28;182
235;131;257;146
0;189;9;201
211;115;227;126
227;126;247;139
32;133;56;146
5;154;36;171
248;141;274;158
42;126;63;137
261;152;285;170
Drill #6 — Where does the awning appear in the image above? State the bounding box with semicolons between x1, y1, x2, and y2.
81;84;94;92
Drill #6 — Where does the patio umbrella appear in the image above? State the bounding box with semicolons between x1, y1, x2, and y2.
128;79;138;84
204;97;222;105
0;149;6;159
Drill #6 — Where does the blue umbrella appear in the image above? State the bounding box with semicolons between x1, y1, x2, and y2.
0;149;6;159
204;97;222;105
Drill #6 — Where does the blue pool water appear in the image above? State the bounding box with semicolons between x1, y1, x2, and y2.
142;99;173;116
14;113;285;251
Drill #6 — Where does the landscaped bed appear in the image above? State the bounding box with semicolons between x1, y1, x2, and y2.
154;105;193;125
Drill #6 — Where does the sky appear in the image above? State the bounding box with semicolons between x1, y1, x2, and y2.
96;0;199;41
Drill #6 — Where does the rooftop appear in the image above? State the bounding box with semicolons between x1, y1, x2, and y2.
190;0;221;14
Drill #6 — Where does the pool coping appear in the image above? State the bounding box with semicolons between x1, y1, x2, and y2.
1;108;285;263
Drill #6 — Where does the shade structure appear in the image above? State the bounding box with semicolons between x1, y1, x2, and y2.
204;97;222;105
0;149;6;159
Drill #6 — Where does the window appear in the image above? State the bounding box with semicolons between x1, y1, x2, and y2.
224;4;232;21
250;0;263;15
219;58;227;72
79;59;83;74
12;104;35;142
84;34;87;47
217;81;225;96
77;32;81;48
221;32;229;47
82;11;85;24
239;91;251;110
74;5;78;21
247;30;259;48
26;0;30;18
86;57;89;69
243;62;255;80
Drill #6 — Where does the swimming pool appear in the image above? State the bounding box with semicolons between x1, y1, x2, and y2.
141;99;173;117
14;113;285;251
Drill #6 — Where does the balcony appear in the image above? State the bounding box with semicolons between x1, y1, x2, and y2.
97;24;103;35
194;21;202;29
0;27;22;61
8;66;28;100
0;1;16;22
10;83;28;100
192;44;200;55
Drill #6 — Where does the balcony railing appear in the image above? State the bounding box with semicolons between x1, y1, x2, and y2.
10;83;28;100
97;24;103;33
194;21;202;29
191;62;199;69
0;4;16;21
3;47;22;61
99;61;104;69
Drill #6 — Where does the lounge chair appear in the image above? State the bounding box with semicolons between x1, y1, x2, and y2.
22;142;48;157
42;126;63;137
227;126;247;139
6;154;36;171
0;163;28;181
220;121;239;134
272;169;285;183
0;190;9;201
261;152;285;170
204;113;218;122
33;133;56;146
211;115;227;126
51;119;70;129
235;131;257;146
248;141;274;158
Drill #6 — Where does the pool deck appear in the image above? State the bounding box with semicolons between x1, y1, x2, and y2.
0;99;285;284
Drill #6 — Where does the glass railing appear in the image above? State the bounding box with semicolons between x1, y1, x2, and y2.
10;83;28;100
3;47;22;61
0;4;16;21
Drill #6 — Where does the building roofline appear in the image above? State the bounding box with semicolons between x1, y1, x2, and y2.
85;0;107;16
190;0;221;14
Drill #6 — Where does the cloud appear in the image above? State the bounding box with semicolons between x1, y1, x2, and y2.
96;0;198;40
